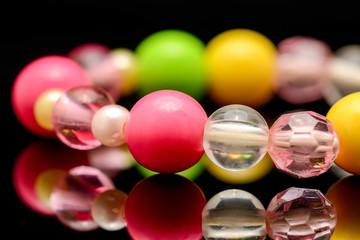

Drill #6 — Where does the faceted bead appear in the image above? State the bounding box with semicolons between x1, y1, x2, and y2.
91;104;129;147
268;111;339;178
203;105;269;171
266;187;337;240
52;86;114;150
91;189;128;231
202;189;266;240
50;166;115;231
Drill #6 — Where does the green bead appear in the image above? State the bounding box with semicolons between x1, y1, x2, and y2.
135;29;207;100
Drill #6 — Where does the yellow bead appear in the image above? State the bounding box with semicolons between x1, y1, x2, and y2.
35;169;66;207
205;29;276;108
326;92;360;174
34;89;63;131
203;153;274;184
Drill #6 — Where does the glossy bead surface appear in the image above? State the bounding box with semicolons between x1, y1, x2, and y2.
266;187;337;240
202;189;266;240
91;189;128;231
52;86;114;150
50;166;115;231
203;105;269;171
91;104;129;147
268;111;339;178
125;90;207;173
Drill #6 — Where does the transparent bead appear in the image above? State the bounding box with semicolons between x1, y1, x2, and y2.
52;86;114;150
268;111;340;178
202;189;266;240
91;189;128;231
203;105;269;171
50;166;115;231
266;187;337;240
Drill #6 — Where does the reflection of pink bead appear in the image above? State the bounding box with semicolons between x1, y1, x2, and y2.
125;90;207;173
274;36;332;104
268;111;339;178
11;55;90;137
52;86;114;150
50;166;115;232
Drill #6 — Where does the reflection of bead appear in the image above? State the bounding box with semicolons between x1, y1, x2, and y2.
51;86;114;150
268;111;339;178
202;189;266;240
266;187;337;240
91;189;128;231
203;105;269;171
91;104;129;147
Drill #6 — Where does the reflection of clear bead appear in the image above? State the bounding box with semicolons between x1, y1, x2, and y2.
266;187;337;240
202;189;266;240
203;105;269;171
50;166;115;231
268;111;339;178
52;86;114;150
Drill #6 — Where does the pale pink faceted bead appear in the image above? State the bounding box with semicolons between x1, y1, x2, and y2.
52;86;114;150
268;111;339;178
274;36;333;104
91;104;129;147
266;187;337;240
50;165;115;231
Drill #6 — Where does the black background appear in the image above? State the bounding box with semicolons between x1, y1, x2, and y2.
4;0;359;239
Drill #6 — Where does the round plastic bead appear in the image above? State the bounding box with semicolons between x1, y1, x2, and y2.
91;189;128;231
266;187;337;240
268;111;339;178
205;29;276;108
135;29;207;100
34;89;64;131
326;92;360;175
273;36;333;104
91;104;129;147
125;174;206;240
51;86;114;150
203;105;269;171
50;166;115;231
202;189;266;240
125;90;207;173
11;55;90;137
67;43;111;69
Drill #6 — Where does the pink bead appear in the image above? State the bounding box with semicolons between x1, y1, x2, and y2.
125;90;207;173
52;86;114;150
268;111;339;178
50;166;115;232
67;43;111;69
11;55;90;137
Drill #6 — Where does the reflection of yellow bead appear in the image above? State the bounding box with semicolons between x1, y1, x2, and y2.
35;169;66;207
205;29;276;108
326;92;360;174
325;176;360;240
203;153;274;184
34;89;63;131
111;48;139;96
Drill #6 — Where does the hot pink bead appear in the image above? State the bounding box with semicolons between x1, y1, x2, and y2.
51;86;114;150
50;166;115;232
11;55;90;137
268;111;339;178
266;187;337;240
125;90;208;173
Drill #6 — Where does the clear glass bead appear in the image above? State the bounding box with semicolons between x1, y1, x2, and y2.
203;105;269;171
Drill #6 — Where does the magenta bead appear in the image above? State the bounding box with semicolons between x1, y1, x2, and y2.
268;111;339;178
52;86;114;150
125;90;208;173
11;55;90;137
50;166;115;231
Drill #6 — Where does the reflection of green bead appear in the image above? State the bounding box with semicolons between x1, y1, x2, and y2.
135;29;207;100
135;155;205;181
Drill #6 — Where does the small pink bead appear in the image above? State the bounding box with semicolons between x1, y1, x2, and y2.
91;104;129;147
52;86;114;150
125;90;207;173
